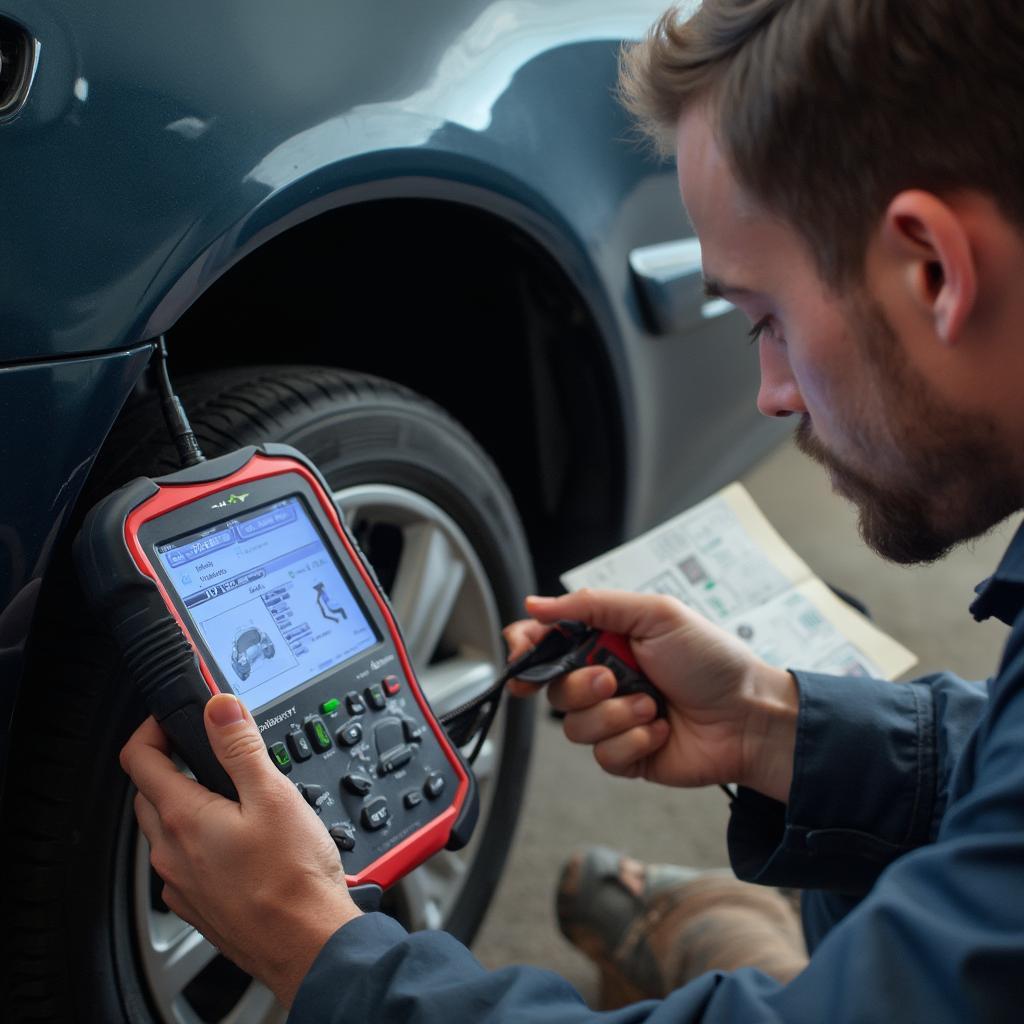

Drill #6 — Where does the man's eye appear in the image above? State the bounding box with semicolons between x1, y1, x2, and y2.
747;316;772;345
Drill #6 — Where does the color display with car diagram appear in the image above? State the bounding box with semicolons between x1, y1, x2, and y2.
155;495;378;712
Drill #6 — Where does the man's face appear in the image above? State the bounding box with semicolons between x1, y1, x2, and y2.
676;104;1021;564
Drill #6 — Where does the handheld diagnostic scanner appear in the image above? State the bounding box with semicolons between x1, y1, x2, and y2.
75;443;478;906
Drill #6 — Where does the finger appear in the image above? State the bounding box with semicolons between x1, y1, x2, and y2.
592;719;671;776
122;722;208;809
204;694;287;802
502;618;550;661
160;882;207;935
134;791;183;892
525;589;684;639
133;790;166;848
506;679;543;699
120;715;171;774
546;667;618;713
562;693;659;745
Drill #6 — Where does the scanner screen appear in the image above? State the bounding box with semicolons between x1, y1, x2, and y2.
156;495;378;712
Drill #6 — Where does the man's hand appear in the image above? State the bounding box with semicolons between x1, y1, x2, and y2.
504;591;800;802
120;695;361;1008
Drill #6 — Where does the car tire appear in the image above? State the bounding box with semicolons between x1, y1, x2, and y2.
2;366;536;1024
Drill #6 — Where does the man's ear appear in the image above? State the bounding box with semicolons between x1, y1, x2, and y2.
881;190;977;345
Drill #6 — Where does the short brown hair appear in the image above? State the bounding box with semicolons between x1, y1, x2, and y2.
620;1;1024;286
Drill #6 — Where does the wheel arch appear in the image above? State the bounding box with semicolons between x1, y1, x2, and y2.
146;183;631;587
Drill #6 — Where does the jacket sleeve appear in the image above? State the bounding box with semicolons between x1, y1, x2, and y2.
727;670;989;894
287;657;1023;1024
287;911;772;1024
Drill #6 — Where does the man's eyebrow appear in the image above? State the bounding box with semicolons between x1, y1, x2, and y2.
702;277;752;300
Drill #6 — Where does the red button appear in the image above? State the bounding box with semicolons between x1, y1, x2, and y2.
383;675;401;695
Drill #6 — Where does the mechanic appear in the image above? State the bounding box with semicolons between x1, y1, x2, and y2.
120;1;1024;1021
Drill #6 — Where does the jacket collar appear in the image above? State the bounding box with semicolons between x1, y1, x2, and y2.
970;520;1024;626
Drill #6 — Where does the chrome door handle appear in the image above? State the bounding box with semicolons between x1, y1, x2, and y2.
629;238;734;336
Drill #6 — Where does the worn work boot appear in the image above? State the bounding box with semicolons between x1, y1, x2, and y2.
556;846;809;1009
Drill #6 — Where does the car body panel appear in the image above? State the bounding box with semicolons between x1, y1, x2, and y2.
0;345;152;780
1;0;779;519
3;0;674;361
0;0;786;788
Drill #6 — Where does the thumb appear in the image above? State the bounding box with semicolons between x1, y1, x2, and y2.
204;694;279;799
525;589;681;640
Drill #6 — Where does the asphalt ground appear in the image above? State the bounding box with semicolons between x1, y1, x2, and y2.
470;436;1020;1004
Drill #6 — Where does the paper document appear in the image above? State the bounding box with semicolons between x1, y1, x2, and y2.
561;483;917;680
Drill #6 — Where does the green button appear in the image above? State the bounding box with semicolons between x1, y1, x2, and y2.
269;742;292;774
314;722;331;747
321;698;340;715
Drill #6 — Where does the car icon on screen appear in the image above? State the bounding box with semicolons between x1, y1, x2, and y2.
230;627;276;681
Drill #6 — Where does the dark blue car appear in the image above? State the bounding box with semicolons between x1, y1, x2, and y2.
0;3;784;1021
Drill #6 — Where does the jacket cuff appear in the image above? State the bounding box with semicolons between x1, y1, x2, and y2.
728;671;936;894
288;912;409;1021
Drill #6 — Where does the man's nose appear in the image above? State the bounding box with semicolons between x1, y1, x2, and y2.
756;339;806;418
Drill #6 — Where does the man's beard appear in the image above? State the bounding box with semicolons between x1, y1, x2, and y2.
792;299;1022;565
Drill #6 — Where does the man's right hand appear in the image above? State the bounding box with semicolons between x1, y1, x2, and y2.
503;590;799;803
121;695;360;1008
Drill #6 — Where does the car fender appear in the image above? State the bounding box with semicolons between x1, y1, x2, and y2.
2;0;674;366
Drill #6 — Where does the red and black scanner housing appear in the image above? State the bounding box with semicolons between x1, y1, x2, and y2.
74;444;478;905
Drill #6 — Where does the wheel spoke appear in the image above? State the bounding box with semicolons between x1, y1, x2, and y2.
399;849;470;931
399;868;445;932
221;981;286;1024
150;927;219;1005
427;848;470;886
417;654;496;718
389;522;466;667
470;736;498;782
339;501;362;528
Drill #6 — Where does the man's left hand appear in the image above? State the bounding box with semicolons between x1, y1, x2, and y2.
120;693;361;1008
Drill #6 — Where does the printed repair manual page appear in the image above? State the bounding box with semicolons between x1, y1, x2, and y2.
562;483;917;680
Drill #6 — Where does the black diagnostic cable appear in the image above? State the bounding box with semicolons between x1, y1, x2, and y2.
442;621;736;801
154;336;206;469
148;339;733;800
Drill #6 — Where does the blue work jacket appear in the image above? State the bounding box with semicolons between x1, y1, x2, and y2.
288;525;1024;1023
